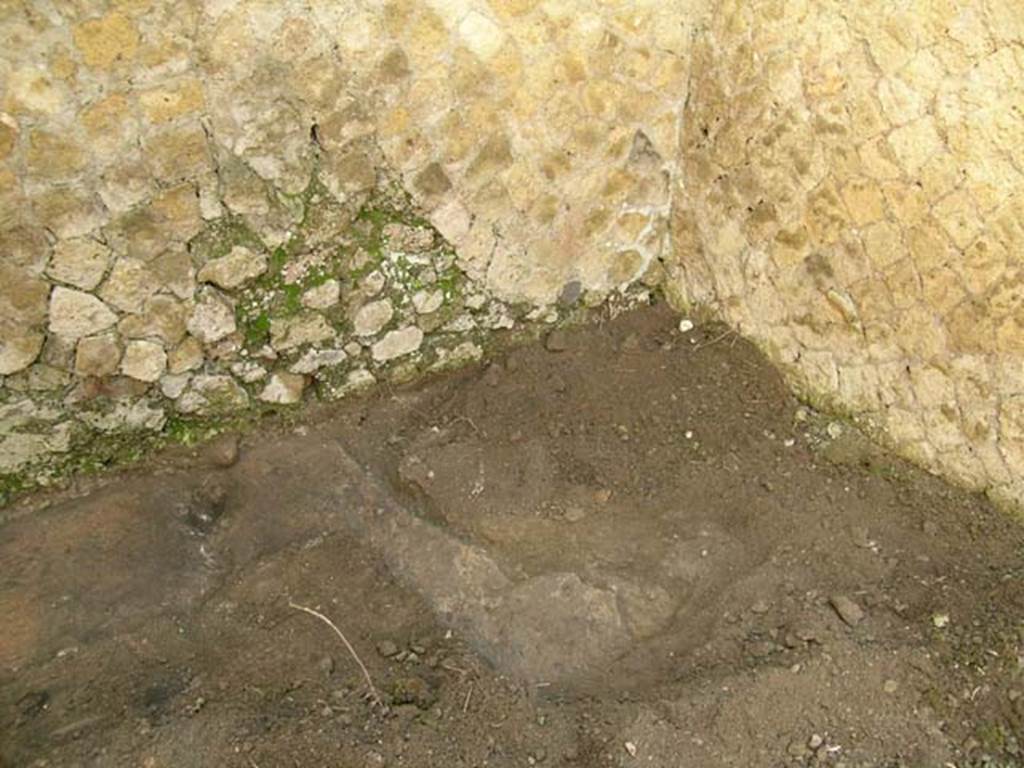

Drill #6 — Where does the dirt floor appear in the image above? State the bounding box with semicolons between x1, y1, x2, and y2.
2;303;1023;768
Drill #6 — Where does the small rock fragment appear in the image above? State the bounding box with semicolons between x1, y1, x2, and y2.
168;336;204;374
563;506;586;523
178;374;248;415
187;291;236;344
829;594;865;626
624;741;637;757
197;246;267;289
290;347;347;374
202;433;239;468
75;332;122;377
259;372;306;404
377;640;399;658
558;279;582;306
389;676;435;710
47;238;111;291
353;299;394;337
120;339;166;382
932;613;950;628
49;287;118;340
100;258;160;313
160;373;191;400
301;279;341;310
465;293;487;310
412;288;444;315
371;326;423;363
269;314;334;352
678;318;695;333
787;740;808;758
544;329;569;352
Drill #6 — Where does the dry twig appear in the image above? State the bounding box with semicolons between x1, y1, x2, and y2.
691;329;735;351
288;601;383;709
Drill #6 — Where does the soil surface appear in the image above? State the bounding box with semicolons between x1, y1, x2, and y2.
2;303;1023;768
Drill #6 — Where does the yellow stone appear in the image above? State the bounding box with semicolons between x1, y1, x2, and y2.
860;221;909;268
919;152;961;203
919;266;965;315
908;222;956;273
858;138;904;180
804;183;847;246
957;237;1007;295
616;212;650;242
883;258;922;310
206;11;252;72
81;93;132;138
458;10;505;60
933;190;982;249
882;182;929;225
609;249;645;285
139;79;205;124
888;117;944;175
31;188;105;238
144;126;210;182
73;13;139;70
404;11;449;68
26;131;87;180
490;0;540;18
50;50;78;81
5;69;65;115
841;179;886;226
529;194;560;226
876;76;925;124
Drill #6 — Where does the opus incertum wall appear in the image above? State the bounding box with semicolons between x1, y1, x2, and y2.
1;0;1022;514
669;0;1024;514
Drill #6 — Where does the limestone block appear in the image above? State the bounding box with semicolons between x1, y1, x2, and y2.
49;287;117;341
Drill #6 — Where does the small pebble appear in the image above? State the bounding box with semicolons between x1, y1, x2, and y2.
808;734;824;750
932;613;950;628
544;330;569;353
564;506;586;523
624;741;637;757
318;655;335;677
830;594;865;626
202;433;239;468
678;319;695;333
883;679;899;693
787;741;808;758
377;640;400;658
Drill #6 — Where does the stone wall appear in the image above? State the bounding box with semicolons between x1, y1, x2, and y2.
669;0;1024;513
1;0;1022;513
0;0;688;490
